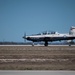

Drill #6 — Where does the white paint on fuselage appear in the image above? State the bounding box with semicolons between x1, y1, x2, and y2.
26;33;74;38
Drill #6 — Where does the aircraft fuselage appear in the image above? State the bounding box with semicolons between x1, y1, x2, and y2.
23;26;75;46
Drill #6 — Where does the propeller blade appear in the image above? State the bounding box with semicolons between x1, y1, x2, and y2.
23;32;26;43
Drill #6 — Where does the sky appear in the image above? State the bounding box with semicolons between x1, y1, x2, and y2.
0;0;75;42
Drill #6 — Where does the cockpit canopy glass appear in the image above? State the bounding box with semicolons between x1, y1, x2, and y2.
32;31;57;35
42;31;56;35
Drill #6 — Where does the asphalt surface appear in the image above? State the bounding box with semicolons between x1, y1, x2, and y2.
0;71;75;75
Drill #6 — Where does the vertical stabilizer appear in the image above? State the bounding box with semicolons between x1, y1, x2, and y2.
69;26;75;35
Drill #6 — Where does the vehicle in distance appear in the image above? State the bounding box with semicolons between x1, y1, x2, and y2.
23;26;75;46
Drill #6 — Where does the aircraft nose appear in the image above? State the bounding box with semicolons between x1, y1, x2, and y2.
23;36;30;39
27;37;31;40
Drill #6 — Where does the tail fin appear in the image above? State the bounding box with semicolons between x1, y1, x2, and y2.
69;26;75;35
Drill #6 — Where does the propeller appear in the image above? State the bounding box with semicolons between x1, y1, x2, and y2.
23;32;26;43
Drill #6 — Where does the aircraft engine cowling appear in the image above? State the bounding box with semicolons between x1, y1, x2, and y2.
69;26;75;35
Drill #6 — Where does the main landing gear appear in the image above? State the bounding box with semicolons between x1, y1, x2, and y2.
44;41;48;46
32;41;48;46
32;42;34;46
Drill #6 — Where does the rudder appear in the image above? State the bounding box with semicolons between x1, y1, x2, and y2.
69;26;75;35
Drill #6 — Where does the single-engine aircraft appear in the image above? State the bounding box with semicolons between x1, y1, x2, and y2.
23;26;75;46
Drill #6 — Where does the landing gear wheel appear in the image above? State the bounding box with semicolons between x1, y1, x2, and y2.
32;42;34;46
44;41;48;46
69;44;71;46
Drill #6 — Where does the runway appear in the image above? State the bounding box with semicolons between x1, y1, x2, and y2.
0;71;75;75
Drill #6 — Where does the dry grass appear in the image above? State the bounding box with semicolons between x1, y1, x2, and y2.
0;46;75;70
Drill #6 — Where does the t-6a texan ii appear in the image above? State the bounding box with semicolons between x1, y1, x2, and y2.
23;26;75;46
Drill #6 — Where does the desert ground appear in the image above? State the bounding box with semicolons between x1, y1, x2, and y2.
0;45;75;70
